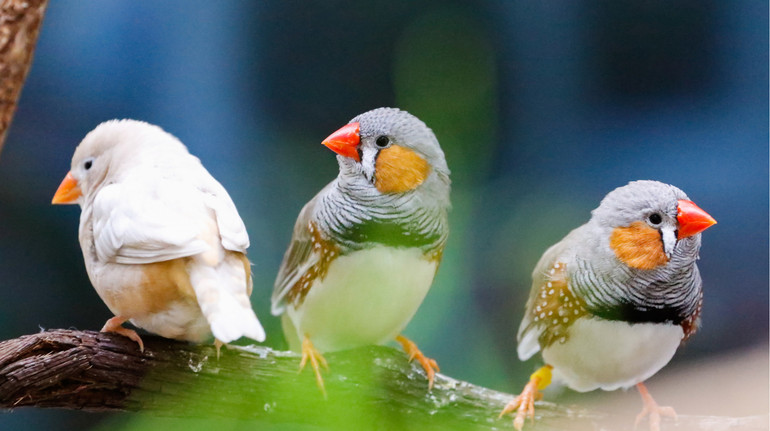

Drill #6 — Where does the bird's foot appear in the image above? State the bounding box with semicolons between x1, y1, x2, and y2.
101;316;144;352
498;365;552;430
299;335;328;398
396;335;440;391
635;382;677;431
214;339;232;359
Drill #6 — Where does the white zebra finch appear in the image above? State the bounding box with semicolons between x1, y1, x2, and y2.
52;120;265;352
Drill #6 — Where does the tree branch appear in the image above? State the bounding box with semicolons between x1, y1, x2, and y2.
0;329;763;430
0;0;48;155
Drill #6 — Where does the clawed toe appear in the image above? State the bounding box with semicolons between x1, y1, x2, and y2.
101;316;144;352
635;382;677;431
300;335;328;397
396;335;440;390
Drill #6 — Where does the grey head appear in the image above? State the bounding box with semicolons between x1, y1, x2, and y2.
591;180;693;260
322;107;450;207
315;107;452;251
565;180;716;326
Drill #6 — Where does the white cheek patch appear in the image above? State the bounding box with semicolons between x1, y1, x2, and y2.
661;226;676;257
360;146;378;182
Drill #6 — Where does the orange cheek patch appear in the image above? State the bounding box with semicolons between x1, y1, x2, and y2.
610;221;669;270
374;145;431;194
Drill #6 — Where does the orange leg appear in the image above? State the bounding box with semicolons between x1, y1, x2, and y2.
101;316;144;352
499;365;553;431
299;335;329;397
635;382;677;431
396;335;440;391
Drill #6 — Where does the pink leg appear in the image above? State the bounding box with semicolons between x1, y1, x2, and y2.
635;382;677;431
101;316;144;352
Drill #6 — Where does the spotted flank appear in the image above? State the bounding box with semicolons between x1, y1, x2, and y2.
424;247;444;265
525;262;589;348
679;293;702;341
286;222;339;307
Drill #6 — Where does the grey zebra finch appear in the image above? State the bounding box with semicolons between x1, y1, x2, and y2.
271;108;451;395
500;180;716;431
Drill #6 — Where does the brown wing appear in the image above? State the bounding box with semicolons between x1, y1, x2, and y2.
516;227;589;360
270;195;321;315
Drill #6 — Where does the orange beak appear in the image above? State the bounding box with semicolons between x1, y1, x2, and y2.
51;171;82;204
322;122;360;162
677;199;716;239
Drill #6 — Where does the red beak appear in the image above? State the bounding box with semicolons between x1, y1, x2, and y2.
322;122;360;162
677;199;716;239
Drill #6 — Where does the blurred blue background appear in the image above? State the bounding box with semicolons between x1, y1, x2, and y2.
0;1;766;429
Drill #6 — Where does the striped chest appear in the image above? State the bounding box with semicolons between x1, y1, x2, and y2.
285;220;443;308
528;260;701;351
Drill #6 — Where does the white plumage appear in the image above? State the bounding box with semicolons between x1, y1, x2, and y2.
55;119;264;345
542;317;683;392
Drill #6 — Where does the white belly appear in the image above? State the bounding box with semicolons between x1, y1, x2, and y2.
542;317;683;392
129;301;211;343
286;246;437;352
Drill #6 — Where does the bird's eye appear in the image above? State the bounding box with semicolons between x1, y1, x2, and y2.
84;159;93;170
648;213;663;225
375;136;390;148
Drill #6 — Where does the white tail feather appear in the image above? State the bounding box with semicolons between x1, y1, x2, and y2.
188;256;265;343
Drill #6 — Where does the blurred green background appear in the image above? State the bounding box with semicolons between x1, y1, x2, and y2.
0;1;766;429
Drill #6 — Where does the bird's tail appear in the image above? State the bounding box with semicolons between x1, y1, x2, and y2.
188;252;265;343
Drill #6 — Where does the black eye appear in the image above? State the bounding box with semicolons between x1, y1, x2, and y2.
84;159;93;170
648;213;662;225
375;136;390;148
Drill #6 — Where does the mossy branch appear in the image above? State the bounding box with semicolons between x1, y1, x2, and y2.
0;329;763;430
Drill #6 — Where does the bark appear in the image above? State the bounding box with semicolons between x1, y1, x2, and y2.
0;0;47;155
0;329;764;430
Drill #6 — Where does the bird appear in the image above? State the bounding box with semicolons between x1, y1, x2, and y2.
51;119;265;353
499;180;716;431
271;107;451;394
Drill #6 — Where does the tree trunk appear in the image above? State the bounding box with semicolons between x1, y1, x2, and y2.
0;0;48;155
